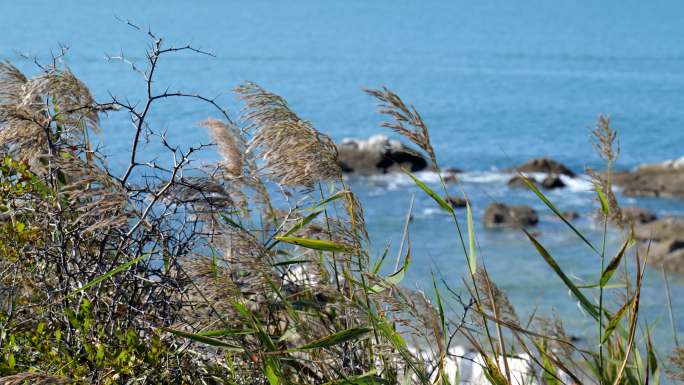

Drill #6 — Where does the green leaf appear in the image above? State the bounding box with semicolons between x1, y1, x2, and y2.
162;328;244;351
275;236;350;253
369;249;410;293
466;200;477;275
521;175;600;255
325;370;390;384
595;184;610;215
264;359;282;385
600;238;630;287
371;244;390;275
197;328;256;337
524;229;599;320
268;210;324;250
69;254;148;297
294;327;372;350
403;169;453;214
602;296;633;344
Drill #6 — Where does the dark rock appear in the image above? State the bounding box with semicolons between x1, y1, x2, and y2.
541;175;566;189
443;174;458;183
445;196;467;208
562;211;580;221
483;203;539;228
507;175;537;189
620;207;657;225
444;167;464;174
612;158;684;199
337;135;428;175
515;157;575;177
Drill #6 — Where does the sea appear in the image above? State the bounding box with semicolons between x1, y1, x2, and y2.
3;0;684;353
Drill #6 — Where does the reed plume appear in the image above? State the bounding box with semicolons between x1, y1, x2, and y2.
365;86;437;167
235;81;341;189
201;118;244;178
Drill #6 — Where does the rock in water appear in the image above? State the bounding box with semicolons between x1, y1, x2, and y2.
483;203;539;227
507;175;537;188
612;157;684;199
633;217;684;273
620;207;657;225
562;211;580;220
541;175;566;189
445;196;467;208
515;157;575;177
337;135;428;175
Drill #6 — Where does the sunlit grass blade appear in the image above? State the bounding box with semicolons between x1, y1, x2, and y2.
466;199;477;275
602;295;633;344
374;316;430;384
162;328;244;351
600;237;631;287
198;328;256;337
267;210;324;250
403;169;454;214
523;229;599;320
595;183;610;215
293;327;372;351
275;236;350;253
521;175;600;255
324;369;389;385
369;248;411;293
69;253;147;297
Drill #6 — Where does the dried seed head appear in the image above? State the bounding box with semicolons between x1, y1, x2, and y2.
591;114;620;166
201;118;245;178
365;87;437;167
235;82;341;189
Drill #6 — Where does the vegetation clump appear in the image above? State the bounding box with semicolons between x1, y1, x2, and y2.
0;30;680;385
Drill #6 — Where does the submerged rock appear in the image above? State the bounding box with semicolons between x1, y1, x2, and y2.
445;196;467;208
541;175;566;189
612;158;684;199
337;135;428;175
483;203;538;228
507;175;536;189
515;157;575;177
562;211;580;221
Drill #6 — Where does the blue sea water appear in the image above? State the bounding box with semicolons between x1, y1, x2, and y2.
3;0;684;350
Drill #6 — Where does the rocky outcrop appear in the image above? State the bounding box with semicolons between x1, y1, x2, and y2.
483;203;538;228
446;196;467;208
619;207;657;225
507;174;565;189
562;211;580;221
633;217;684;273
612;157;684;199
337;135;429;175
507;175;534;189
541;175;566;189
515;157;575;177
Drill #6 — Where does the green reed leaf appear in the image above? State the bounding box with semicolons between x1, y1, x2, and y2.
275;236;350;253
521;175;600;255
602;295;633;344
294;327;372;350
69;254;147;297
162;328;244;351
600;237;631;287
524;229;599;320
466;199;477;275
403;169;454;214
